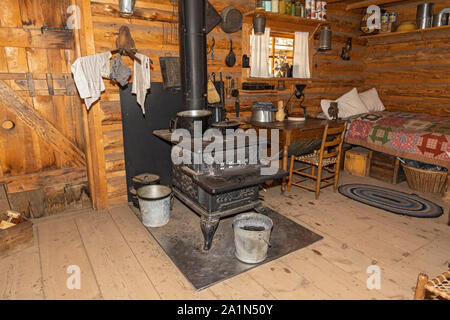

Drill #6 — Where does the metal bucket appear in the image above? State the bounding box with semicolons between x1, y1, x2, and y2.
119;0;136;16
137;185;172;227
232;212;273;264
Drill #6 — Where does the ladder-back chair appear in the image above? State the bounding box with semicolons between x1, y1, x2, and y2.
287;122;348;199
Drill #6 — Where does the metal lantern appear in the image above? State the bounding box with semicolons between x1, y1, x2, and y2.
119;0;136;16
318;25;332;51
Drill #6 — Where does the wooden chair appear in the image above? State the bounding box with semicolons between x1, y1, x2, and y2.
287;122;347;199
414;267;450;300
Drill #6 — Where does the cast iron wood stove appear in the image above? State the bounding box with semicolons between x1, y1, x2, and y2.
154;130;287;250
152;0;287;250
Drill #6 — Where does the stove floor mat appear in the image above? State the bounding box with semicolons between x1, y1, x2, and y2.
131;199;323;291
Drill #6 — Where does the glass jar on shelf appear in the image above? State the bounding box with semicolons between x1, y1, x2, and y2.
286;0;292;15
295;1;303;17
263;0;272;12
279;0;286;14
272;0;279;12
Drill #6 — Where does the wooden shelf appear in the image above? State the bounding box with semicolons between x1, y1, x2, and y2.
245;77;310;82
345;0;408;11
360;25;450;43
243;9;325;29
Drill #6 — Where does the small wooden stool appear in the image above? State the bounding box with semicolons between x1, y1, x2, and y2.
414;268;450;300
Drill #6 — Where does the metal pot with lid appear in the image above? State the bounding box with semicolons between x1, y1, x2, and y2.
251;107;277;123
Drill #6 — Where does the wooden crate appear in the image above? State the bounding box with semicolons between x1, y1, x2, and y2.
0;213;34;258
369;151;405;184
344;147;371;177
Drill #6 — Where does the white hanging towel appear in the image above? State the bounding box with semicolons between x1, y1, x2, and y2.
293;32;311;79
250;27;271;78
70;52;112;109
132;53;151;114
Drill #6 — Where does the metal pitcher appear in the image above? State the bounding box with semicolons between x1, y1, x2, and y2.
416;3;434;29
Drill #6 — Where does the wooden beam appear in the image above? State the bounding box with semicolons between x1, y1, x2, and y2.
0;167;87;194
346;0;406;11
0;27;74;49
75;0;109;210
0;80;86;167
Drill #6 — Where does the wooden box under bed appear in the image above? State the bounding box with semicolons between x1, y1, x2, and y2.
369;151;406;184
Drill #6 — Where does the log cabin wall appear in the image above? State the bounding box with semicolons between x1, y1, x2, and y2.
0;0;91;217
303;2;365;116
362;0;450;116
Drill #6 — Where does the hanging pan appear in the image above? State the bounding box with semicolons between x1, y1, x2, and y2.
220;6;243;34
225;40;236;67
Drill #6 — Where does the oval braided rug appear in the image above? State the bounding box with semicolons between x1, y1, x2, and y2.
338;184;443;218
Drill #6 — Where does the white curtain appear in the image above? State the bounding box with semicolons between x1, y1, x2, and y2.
293;32;310;78
250;27;271;78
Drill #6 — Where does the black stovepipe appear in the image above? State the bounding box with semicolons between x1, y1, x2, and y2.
178;0;208;111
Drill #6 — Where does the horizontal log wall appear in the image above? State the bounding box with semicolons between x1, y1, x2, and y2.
0;0;90;216
304;3;366;116
363;0;450;116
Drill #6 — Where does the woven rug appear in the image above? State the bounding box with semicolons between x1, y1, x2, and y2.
338;184;443;218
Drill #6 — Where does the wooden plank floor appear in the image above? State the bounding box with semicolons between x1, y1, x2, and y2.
0;172;448;300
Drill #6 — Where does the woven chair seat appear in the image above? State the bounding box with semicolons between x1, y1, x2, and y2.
294;152;337;167
425;270;450;300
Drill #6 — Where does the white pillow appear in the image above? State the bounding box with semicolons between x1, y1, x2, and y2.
359;88;385;112
320;88;369;119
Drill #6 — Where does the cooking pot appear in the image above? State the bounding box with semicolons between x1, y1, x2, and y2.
170;110;212;137
251;108;277;123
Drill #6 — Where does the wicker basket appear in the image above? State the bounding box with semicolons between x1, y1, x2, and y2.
401;163;448;194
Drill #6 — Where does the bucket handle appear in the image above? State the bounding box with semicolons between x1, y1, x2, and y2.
258;234;271;247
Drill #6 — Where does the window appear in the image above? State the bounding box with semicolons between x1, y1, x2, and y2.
269;36;294;77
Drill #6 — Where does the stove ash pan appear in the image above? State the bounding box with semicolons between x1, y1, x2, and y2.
172;165;259;214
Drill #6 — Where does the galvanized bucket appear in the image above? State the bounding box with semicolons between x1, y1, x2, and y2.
119;0;136;16
137;185;172;227
232;212;273;264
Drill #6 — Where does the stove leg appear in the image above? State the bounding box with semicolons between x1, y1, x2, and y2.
200;216;220;250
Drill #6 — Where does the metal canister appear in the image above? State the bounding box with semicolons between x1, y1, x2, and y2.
432;12;449;27
416;3;434;29
318;24;332;50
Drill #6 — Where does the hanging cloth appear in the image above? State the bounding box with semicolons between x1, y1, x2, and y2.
292;32;310;78
70;52;112;109
132;52;151;114
250;27;271;78
110;55;131;87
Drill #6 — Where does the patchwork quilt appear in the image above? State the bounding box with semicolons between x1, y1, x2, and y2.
346;111;450;168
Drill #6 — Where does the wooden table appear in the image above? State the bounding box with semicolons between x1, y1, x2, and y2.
249;119;340;192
